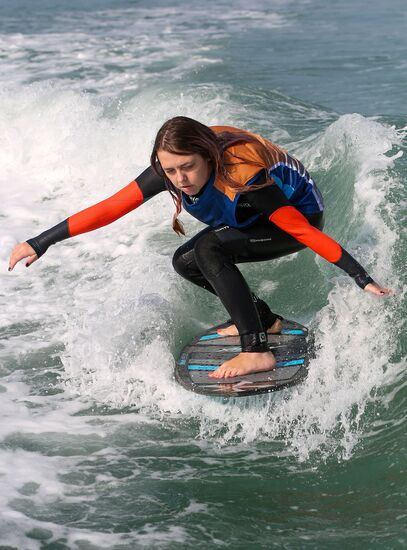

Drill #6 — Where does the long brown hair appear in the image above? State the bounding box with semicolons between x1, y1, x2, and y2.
151;116;275;235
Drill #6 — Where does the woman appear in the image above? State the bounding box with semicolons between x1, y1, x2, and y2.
8;117;391;379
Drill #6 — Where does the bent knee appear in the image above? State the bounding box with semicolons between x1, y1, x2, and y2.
194;231;227;278
172;247;194;277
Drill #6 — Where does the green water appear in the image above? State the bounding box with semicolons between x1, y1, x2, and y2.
0;0;406;548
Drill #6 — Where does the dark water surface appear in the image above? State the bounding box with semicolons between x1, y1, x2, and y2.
0;0;405;548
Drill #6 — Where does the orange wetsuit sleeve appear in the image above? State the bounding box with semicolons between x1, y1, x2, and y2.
269;206;374;288
245;182;374;288
68;180;143;237
269;205;342;262
69;166;166;236
245;177;341;262
26;167;167;257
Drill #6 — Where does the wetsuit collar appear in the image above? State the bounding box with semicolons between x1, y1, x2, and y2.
185;170;215;202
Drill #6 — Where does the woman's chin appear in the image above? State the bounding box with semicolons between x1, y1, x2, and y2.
181;186;195;194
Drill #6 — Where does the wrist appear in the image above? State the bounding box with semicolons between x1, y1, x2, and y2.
26;219;70;258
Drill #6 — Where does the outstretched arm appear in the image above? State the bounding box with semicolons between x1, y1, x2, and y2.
8;167;166;270
246;182;392;296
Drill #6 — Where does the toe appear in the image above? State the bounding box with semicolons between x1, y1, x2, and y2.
227;368;238;378
211;368;224;378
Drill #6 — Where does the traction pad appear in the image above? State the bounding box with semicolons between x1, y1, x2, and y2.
174;319;311;397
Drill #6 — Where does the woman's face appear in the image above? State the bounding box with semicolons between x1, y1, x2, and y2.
157;150;211;195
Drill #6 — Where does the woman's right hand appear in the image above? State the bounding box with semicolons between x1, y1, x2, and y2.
8;242;38;271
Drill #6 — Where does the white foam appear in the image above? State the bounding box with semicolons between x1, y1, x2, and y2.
0;2;290;96
0;84;404;550
56;111;405;463
0;0;404;544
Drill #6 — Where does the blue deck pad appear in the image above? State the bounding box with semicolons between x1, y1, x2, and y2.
175;318;309;396
199;333;223;341
200;329;304;341
188;358;305;371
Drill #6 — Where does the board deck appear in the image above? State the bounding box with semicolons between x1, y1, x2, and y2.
175;319;310;397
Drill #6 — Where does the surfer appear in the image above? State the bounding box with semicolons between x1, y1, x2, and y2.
8;117;391;379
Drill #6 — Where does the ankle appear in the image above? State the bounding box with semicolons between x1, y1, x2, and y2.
240;331;269;352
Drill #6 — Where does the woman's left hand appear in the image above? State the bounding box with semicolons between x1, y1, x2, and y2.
364;282;393;296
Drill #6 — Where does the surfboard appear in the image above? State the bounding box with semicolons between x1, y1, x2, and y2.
175;319;311;397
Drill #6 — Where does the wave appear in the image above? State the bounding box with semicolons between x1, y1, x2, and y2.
1;82;405;464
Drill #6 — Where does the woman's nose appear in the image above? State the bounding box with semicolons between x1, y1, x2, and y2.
177;171;187;183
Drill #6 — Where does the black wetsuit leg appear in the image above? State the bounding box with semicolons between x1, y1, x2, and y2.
172;213;324;351
172;225;217;294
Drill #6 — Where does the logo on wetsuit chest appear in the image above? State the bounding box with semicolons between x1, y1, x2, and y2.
214;225;230;232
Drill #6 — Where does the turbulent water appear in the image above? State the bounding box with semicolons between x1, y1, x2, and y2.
0;0;406;548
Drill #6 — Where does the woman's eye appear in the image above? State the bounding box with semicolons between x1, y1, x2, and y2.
164;164;194;175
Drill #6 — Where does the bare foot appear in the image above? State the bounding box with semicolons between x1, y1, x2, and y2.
208;351;276;379
217;317;283;337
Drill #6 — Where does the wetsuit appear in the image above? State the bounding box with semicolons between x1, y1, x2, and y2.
26;126;374;353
